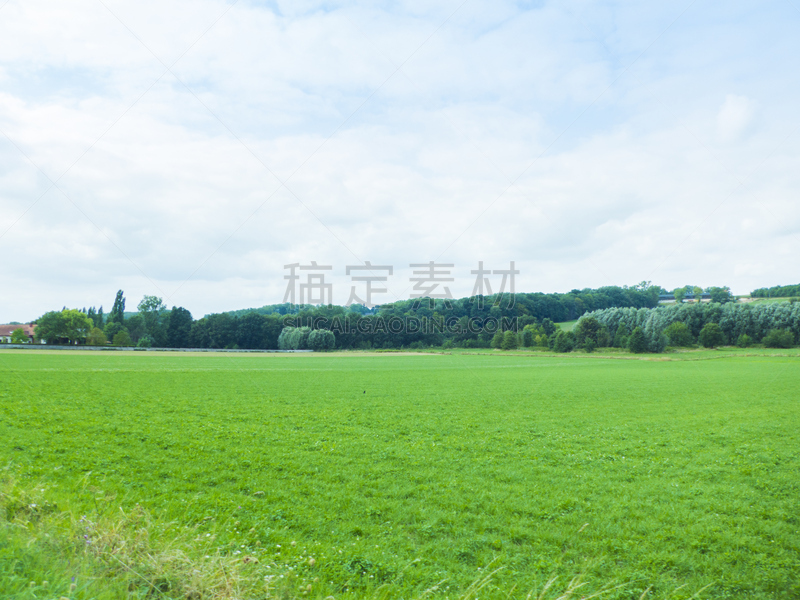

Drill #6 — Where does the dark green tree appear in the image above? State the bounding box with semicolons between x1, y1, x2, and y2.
167;307;193;348
613;323;629;348
308;329;335;351
627;327;647;353
34;311;63;344
501;330;518;350
596;326;611;348
521;328;533;347
237;313;267;349
138;295;166;340
553;330;574;353
663;322;693;347
762;329;794;348
541;318;556;336
574;316;602;346
34;310;93;344
110;290;126;324
103;321;124;341
86;327;108;345
708;287;733;304
490;331;504;349
112;330;133;346
699;322;725;348
125;314;146;345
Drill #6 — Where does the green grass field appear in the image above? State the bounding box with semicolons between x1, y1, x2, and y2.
555;320;578;331
1;350;799;599
735;297;796;304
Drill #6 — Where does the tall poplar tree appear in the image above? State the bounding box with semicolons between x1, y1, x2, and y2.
110;290;126;324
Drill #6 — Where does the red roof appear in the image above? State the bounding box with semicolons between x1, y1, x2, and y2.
0;324;36;337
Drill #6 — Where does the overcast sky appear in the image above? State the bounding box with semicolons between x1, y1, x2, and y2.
1;0;799;322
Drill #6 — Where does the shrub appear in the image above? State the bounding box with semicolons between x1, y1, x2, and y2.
553;330;574;353
86;327;108;346
521;329;533;347
647;330;668;353
490;331;504;349
613;323;629;348
736;334;752;348
307;329;335;351
278;326;313;350
762;329;794;348
699;323;725;348
574;316;602;346
10;328;28;344
112;331;132;347
663;322;693;347
501;330;518;350
103;321;124;341
584;338;596;353
627;327;647;353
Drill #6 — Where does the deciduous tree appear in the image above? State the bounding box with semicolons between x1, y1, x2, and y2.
699;322;725;348
627;327;647;353
663;322;692;347
34;310;93;344
86;327;107;346
501;330;518;350
167;307;193;348
490;331;504;349
112;330;133;346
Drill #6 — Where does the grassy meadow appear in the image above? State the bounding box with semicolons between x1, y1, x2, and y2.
1;349;799;599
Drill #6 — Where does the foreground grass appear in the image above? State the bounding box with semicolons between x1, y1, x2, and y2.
1;351;798;599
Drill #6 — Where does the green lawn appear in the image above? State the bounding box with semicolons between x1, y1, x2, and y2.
555;320;578;331
736;297;796;304
1;350;799;599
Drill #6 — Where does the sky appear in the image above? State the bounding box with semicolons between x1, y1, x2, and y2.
1;0;799;322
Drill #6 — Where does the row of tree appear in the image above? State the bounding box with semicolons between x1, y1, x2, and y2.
750;283;800;298
31;285;797;352
34;292;193;347
569;300;800;353
277;327;336;350
671;286;732;303
230;282;664;323
32;284;661;349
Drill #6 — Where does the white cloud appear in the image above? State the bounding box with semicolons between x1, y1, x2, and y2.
717;94;755;142
1;0;799;322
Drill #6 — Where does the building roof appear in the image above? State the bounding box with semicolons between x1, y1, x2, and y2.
0;324;36;337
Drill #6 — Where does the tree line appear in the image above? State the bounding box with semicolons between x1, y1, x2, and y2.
562;300;800;354
750;283;800;298
28;284;797;351
29;284;662;349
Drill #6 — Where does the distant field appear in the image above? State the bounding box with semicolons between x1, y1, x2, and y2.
737;297;797;304
1;350;799;599
555;320;578;331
